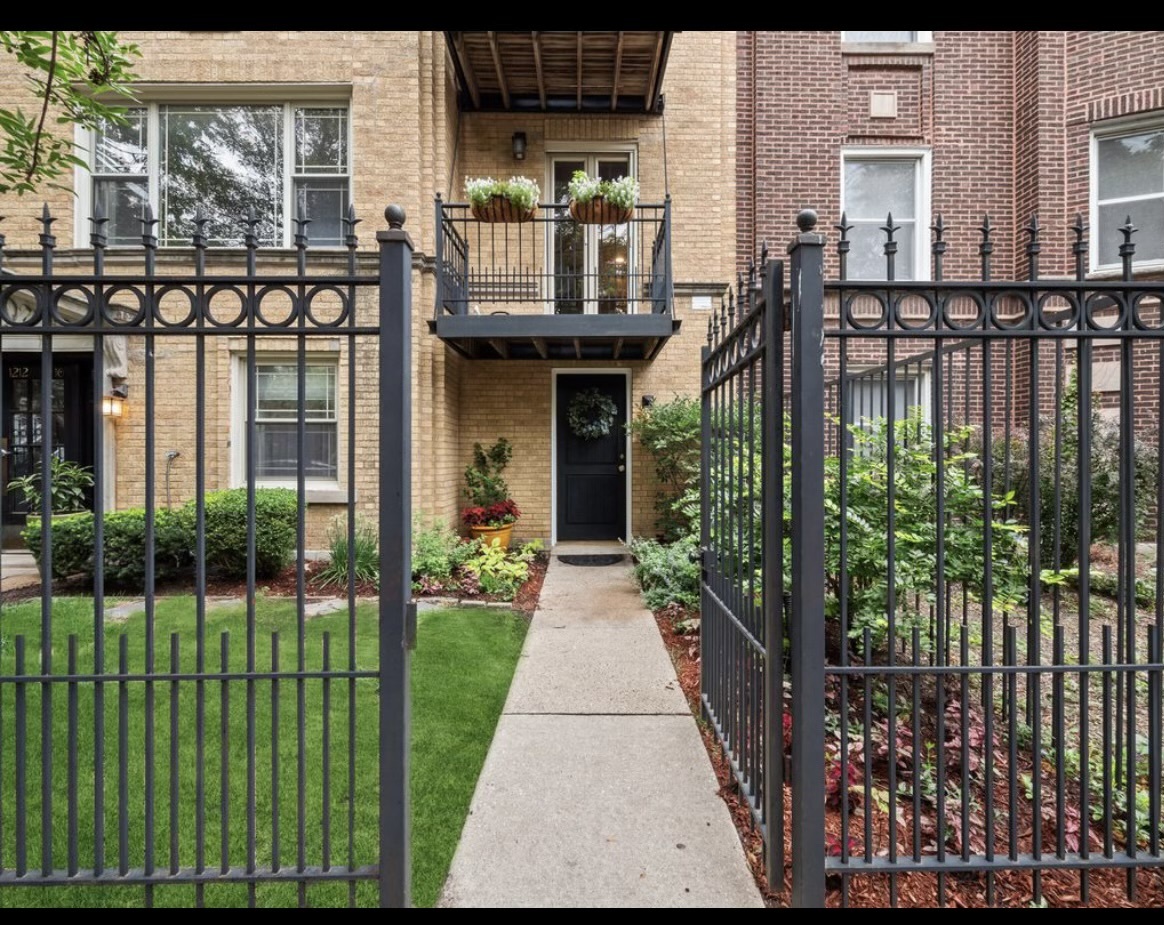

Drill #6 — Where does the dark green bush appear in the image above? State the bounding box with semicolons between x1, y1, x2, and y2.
986;373;1158;570
627;396;702;541
629;534;701;610
24;508;191;589
187;488;298;580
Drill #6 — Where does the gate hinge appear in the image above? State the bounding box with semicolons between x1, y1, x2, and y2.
404;601;418;651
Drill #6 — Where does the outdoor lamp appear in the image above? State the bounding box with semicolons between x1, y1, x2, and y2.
102;394;125;418
512;131;527;160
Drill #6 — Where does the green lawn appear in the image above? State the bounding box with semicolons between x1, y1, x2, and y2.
0;597;526;907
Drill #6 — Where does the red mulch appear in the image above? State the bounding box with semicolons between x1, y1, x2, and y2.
509;557;548;615
18;556;550;615
413;556;548;615
652;606;1164;909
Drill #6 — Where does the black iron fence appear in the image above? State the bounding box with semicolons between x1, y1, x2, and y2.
0;203;414;906
435;197;672;317
704;209;1164;906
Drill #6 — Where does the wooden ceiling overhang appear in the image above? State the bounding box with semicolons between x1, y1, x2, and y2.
445;31;673;114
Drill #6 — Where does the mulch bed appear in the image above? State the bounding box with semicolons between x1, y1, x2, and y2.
11;556;550;617
652;605;1164;909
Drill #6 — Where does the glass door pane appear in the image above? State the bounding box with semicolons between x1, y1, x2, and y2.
595;158;631;314
552;159;585;314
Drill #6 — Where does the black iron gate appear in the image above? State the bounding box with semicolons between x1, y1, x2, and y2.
0;203;413;906
704;209;1164;906
700;214;824;904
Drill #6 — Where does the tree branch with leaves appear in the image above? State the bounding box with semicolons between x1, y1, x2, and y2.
0;30;139;196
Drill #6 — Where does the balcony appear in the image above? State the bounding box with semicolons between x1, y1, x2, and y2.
431;199;677;361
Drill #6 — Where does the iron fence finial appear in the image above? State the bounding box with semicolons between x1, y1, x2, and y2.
191;205;210;250
931;214;947;281
1119;215;1137;278
140;203;158;250
385;204;406;230
343;203;362;250
835;212;852;276
240;208;261;250
760;239;769;268
1026;213;1041;279
293;198;312;251
796;208;818;233
89;202;109;250
707;315;713;345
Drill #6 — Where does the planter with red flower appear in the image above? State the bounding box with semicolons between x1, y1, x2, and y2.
461;499;521;551
462;437;520;551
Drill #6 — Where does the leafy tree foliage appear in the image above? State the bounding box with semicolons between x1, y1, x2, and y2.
0;31;139;195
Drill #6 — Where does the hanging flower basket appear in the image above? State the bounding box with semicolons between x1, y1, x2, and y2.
569;197;634;225
471;195;536;224
465;177;540;223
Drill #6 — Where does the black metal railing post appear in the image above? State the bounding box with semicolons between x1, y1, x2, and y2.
434;194;445;319
762;254;786;886
788;209;826;908
664;194;674;315
377;205;414;908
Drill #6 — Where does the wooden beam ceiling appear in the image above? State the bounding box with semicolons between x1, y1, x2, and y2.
531;31;547;110
644;31;665;112
452;32;480;110
611;31;624;111
486;31;510;110
445;32;673;114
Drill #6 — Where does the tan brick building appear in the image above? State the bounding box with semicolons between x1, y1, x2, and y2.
0;31;735;549
4;30;1163;553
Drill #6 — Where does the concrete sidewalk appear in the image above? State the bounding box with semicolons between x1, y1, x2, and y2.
439;554;762;908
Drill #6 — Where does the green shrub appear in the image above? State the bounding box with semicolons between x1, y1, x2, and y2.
7;455;94;514
412;516;477;585
463;537;529;599
186;488;297;580
629;534;701;611
24;508;191;589
463;438;513;507
315;516;379;590
986;372;1158;570
628;396;702;541
826;409;1028;654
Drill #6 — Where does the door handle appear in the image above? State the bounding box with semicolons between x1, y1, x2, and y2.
617;465;625;472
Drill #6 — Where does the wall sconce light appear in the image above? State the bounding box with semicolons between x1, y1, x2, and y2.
102;394;125;418
511;131;527;161
641;394;655;409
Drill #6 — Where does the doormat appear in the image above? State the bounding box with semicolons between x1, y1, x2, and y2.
556;554;625;567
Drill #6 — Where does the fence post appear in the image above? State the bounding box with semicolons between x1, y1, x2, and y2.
378;204;414;907
763;256;786;886
788;209;826;908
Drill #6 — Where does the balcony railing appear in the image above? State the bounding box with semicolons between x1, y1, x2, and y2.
435;197;672;318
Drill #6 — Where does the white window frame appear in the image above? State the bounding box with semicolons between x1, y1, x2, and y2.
1089;115;1164;274
841;30;933;45
844;364;933;432
75;100;353;249
544;142;638;315
230;353;341;491
840;146;932;282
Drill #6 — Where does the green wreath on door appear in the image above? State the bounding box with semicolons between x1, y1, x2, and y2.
568;387;618;440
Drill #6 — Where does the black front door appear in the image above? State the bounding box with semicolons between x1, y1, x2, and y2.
556;374;627;541
2;354;94;546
